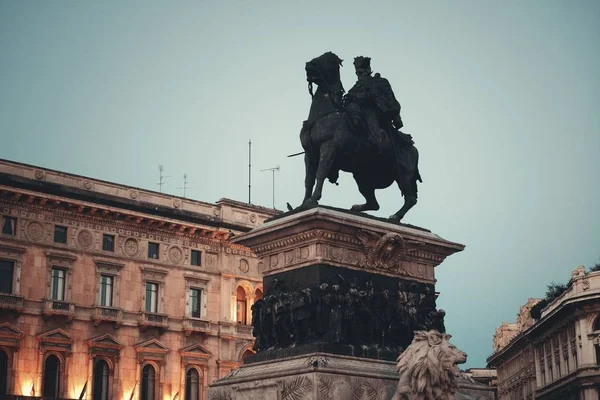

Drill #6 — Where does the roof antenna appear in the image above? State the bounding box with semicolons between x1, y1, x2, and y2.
261;165;280;209
248;139;252;204
178;174;194;198
157;165;171;193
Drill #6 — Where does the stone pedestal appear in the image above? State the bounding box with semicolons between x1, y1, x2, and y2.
209;207;488;399
210;352;398;400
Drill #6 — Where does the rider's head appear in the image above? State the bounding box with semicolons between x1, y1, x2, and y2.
353;56;372;79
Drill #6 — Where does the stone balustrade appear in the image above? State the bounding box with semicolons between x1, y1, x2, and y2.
0;293;24;311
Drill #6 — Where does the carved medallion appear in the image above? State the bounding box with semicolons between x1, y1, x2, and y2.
300;247;309;259
168;246;183;264
34;170;45;180
123;238;139;257
173;199;181;209
27;221;45;241
83;181;93;190
356;229;424;271
239;259;249;273
77;230;94;249
249;213;257;223
129;190;138;199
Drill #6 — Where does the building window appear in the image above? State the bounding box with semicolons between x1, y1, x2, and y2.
141;364;156;400
99;275;113;307
0;349;8;398
236;286;247;325
189;288;201;318
50;268;66;301
596;345;600;366
185;368;200;400
54;226;67;244
0;260;14;294
145;283;158;313
92;359;109;400
42;355;61;398
148;243;159;259
1;216;16;235
191;250;201;266
102;235;115;252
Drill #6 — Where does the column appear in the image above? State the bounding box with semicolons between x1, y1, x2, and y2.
549;334;557;381
86;355;94;400
567;324;576;372
534;346;542;388
582;387;599;400
543;340;551;385
575;319;588;366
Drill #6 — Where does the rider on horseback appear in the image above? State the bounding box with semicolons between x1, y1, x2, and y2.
344;56;408;149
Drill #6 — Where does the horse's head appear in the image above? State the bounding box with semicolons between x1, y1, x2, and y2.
305;52;343;86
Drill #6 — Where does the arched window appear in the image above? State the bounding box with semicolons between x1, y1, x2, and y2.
93;359;110;400
236;286;247;325
594;315;600;331
255;288;263;301
185;368;200;400
0;349;8;398
242;349;254;360
43;355;61;398
141;364;156;400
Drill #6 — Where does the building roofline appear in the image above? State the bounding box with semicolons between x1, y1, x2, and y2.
487;290;600;367
0;157;279;216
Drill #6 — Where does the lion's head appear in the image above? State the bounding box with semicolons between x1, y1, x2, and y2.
392;330;467;400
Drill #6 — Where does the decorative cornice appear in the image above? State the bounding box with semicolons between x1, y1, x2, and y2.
139;265;169;276
252;229;361;255
0;244;26;254
46;251;77;262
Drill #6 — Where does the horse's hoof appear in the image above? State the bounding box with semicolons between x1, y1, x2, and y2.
388;214;402;223
351;204;365;212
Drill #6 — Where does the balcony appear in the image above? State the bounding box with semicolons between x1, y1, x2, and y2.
183;318;211;336
93;306;123;327
0;293;24;312
140;312;169;330
235;323;253;337
43;299;75;320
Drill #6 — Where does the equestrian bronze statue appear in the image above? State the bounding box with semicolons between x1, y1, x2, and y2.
300;52;421;222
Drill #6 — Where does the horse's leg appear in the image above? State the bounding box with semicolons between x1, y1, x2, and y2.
302;152;317;204
351;180;380;212
308;142;336;204
389;174;417;222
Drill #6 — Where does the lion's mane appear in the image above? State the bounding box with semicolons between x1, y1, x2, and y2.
393;330;466;400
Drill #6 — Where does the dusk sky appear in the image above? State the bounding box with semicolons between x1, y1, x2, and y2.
1;1;599;368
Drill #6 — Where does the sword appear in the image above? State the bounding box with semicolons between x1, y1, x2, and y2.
287;151;305;158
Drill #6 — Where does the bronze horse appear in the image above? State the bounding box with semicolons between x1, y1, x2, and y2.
300;52;421;222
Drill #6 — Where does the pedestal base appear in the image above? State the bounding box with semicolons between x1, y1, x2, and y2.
208;352;495;400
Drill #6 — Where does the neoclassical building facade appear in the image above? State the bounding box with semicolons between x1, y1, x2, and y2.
0;159;278;400
488;266;600;400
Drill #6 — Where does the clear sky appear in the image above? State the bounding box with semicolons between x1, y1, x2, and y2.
1;1;599;368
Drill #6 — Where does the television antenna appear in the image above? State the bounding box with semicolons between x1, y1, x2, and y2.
177;174;195;198
157;165;171;193
261;165;280;209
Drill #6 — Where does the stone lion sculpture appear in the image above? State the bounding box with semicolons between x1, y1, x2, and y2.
392;330;467;400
